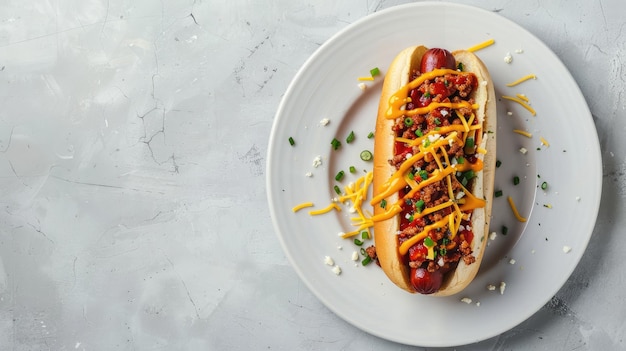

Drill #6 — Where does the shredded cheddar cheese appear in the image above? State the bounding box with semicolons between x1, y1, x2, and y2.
540;136;550;147
467;39;495;53
507;196;527;222
502;95;537;116
506;74;537;87
309;202;342;216
513;129;533;138
358;76;375;81
292;202;314;212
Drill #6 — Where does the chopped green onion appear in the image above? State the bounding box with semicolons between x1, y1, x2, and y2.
464;170;475;181
439;247;447;256
404;117;414;127
361;256;372;266
502;226;508;235
349;166;356;173
354;238;363;246
465;137;475;149
423;92;431;98
408;214;414;222
361;231;369;240
418;170;428;180
415;199;425;213
494;190;503;198
360;247;367;255
424;237;435;247
408;172;415;180
367;131;374;139
380;199;387;209
333;185;341;195
457;62;464;71
335;170;345;181
541;181;548;190
513;176;520;185
496;160;502;168
434;117;441;126
288;137;295;146
456;156;465;164
346;131;355;143
370;67;380;77
360;150;373;161
415;129;424;137
331;138;341;150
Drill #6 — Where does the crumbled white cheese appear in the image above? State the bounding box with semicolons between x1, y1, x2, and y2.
461;297;473;304
305;172;313;177
358;83;367;91
428;134;442;143
575;196;581;201
312;155;322;168
332;265;342;275
348;207;356;214
324;256;334;266
456;191;466;200
319;118;330;126
531;249;536;254
405;153;413;160
337;246;343;250
519;147;528;154
476;301;481;307
437;257;444;267
499;282;507;295
515;48;524;54
487;284;496;291
489;232;497;241
480;80;488;86
351;251;359;261
507;111;513;116
337;231;345;237
509;258;516;265
504;53;513;64
441;109;449;116
563;246;572;253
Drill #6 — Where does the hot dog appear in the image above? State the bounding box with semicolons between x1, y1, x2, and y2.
372;46;496;295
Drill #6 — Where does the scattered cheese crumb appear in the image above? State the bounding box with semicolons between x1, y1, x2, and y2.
575;196;581;201
519;147;528;154
504;53;513;64
461;297;472;304
515;48;524;54
332;265;342;275
476;301;481;307
351;251;359;261
337;231;345;237
507;111;513;116
563;246;572;253
305;172;312;177
531;249;536;254
337;246;343;250
324;256;334;266
509;258;516;265
312;155;322;168
319;118;330;126
489;232;497;241
481;80;488;86
357;83;367;91
499;282;507;295
487;284;496;291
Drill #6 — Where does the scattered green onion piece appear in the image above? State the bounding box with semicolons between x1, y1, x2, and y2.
424;237;435;247
457;62;465;71
333;185;341;195
404;117;414;127
331;138;341;150
415;129;424;137
367;131;374;139
496;160;502;168
354;238;363;246
362;256;372;266
360;150;373;161
494;190;503;198
360;247;367;255
288;137;295;146
439;247;447;256
380;199;387;209
513;176;520;185
423;92;431;98
415;199;425;213
465;137;475;149
541;181;548;190
408;172;415;180
464;170;475;181
434;118;441;126
349;166;356;173
457;156;465;164
502;226;509;235
418;170;428;180
346;131;355;143
370;67;380;77
335;170;345;181
361;231;369;240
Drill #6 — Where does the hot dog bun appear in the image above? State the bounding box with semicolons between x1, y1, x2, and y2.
373;46;496;296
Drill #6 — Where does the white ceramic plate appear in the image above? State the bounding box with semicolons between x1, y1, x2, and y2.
267;2;601;347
